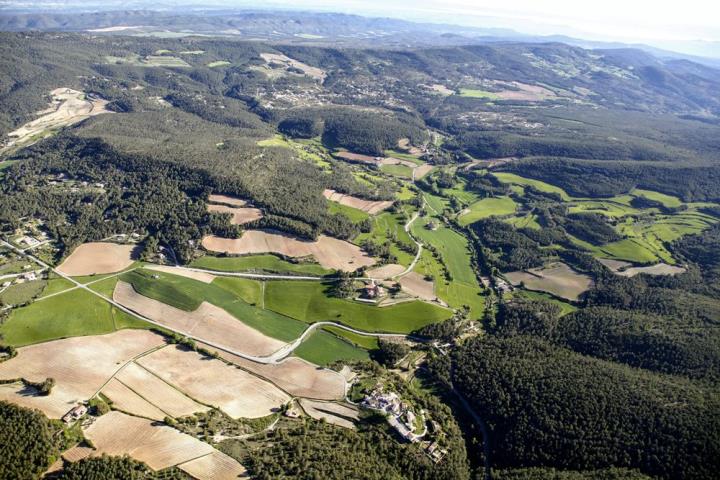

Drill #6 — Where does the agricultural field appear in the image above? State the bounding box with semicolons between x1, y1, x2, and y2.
491;172;571;200
0;330;165;418
380;163;414;178
57;242;138;276
458;196;517;225
190;254;331;276
505;262;593;301
138;345;290;418
0;279;46;306
294;329;370;366
327;200;371;222
0;286;150;346
202;231;375;271
264;280;451;333
207;203;263;225
457;88;499;99
119;268;306;341
207;60;231;68
323;188;392;215
355;211;416;266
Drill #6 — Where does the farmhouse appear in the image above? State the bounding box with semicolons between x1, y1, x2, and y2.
62;404;87;424
363;280;385;299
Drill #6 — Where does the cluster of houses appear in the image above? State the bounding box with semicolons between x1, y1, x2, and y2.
361;386;425;443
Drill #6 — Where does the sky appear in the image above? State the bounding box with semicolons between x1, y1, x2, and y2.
262;0;720;44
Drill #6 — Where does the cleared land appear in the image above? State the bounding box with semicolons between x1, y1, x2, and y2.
100;378;168;421
146;264;216;283
334;151;378;164
258;52;326;81
198;342;345;400
2;88;110;154
178;451;248;480
83;411;229;471
57;242;136;276
398;272;436;301
208;194;248;207
0;330;165;418
113;281;286;357
138;346;290;418
323;189;393;215
299;398;358;429
598;259;687;277
505;262;593;301
366;263;405;280
202;231;375;271
265;281;451;333
207;203;263;225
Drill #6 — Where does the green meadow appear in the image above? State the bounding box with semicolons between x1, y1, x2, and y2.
190;254;331;276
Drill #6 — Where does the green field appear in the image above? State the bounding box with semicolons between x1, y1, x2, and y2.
294;329;369;366
491;172;571;200
458;196;517;226
87;275;121;298
0;288;150;346
457;88;499;99
383;150;425;165
264;281;451;333
380;163;414;178
504;213;541;230
411;216;485;317
515;290;577;316
190;254;331;276
36;276;76;298
632;189;683;208
121;269;306;341
327;201;370;223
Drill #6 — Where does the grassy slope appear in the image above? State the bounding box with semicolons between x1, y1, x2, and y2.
264;281;451;334
327;201;370;223
190;254;331;276
458;196;517;226
121;269;306;341
355;212;415;266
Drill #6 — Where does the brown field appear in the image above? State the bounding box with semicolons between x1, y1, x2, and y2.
323;189;393;215
428;84;455;96
2;88;110;154
397;138;424;156
113;281;285;357
380;157;417;169
198;342;345;400
334;151;379;164
101;378;168;421
494;81;556;101
114;362;208;418
298;399;358;429
201;231;375;271
505;262;593;301
178;451;248;480
57;242;136;276
599;259;687;277
366;263;405;280
259;53;326;81
0;330;165;418
208;194;248;207
83;411;218;470
146;264;216;283
138;346;290;419
398;272;436;301
62;445;95;463
207;203;263;225
414;164;433;179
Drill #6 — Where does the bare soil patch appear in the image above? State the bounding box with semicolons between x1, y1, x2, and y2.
323;189;392;215
113;281;285;357
115;362;208;418
598;259;686;277
83;411;218;470
414;164;433;179
334;151;379;164
208;203;264;225
298;398;358;429
3;88;110;154
146;264;216;284
259;53;326;81
366;263;405;280
138;346;290;418
399;272;436;301
0;330;164;418
208;194;248;207
178;451;248;480
198;342;345;400
505;262;593;301
57;242;136;276
201;231;375;271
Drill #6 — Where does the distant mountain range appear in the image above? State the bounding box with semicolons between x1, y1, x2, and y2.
0;7;718;67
